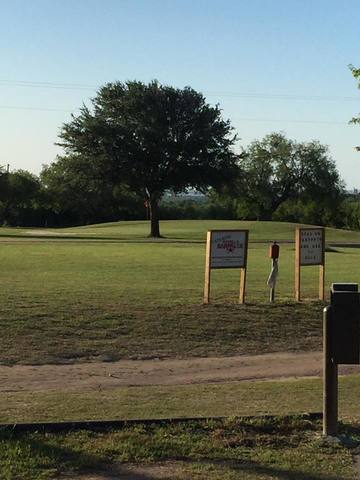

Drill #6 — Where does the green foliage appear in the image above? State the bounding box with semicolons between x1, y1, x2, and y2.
343;198;360;230
56;80;239;236
0;170;44;227
217;133;345;225
0;416;357;480
41;156;144;226
273;198;346;227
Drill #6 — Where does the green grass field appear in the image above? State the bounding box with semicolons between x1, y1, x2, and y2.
1;374;360;423
2;219;360;242
1;414;359;479
1;220;360;364
1;220;360;479
2;374;360;479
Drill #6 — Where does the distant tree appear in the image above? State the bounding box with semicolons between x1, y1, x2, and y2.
57;80;239;237
219;133;344;225
0;170;42;226
41;155;143;226
350;65;360;151
0;166;8;202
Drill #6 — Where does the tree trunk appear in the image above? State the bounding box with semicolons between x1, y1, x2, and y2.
149;198;161;238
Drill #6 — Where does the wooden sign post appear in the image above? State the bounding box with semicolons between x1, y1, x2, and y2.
204;230;249;304
295;227;325;301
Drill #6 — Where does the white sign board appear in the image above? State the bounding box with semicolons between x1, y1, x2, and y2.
299;228;324;266
209;230;248;269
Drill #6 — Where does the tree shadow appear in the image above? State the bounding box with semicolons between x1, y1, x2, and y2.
339;422;360;447
178;457;352;480
341;422;360;436
1;429;356;480
1;432;155;480
78;457;356;480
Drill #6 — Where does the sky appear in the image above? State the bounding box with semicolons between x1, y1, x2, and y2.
1;0;359;187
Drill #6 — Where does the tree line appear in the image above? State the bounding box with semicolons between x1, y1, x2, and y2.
0;132;356;231
0;72;359;235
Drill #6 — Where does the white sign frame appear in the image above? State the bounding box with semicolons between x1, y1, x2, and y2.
204;229;249;304
209;230;248;269
295;227;325;301
299;228;325;266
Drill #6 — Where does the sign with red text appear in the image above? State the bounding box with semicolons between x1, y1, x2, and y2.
204;230;249;304
209;230;248;269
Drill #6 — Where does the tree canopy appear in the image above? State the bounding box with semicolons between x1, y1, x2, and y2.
57;80;239;236
0;169;43;226
217;133;345;225
41;155;143;226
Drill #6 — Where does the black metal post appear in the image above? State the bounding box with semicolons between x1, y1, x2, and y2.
323;305;338;436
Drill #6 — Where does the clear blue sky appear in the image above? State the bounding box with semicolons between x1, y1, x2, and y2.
1;0;359;187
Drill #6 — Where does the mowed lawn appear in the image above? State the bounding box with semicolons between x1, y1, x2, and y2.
1;378;360;480
1;220;360;364
2;374;360;424
3;218;360;242
3;376;359;480
1;415;359;480
1;221;360;480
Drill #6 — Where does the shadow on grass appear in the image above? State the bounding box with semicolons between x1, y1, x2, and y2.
340;422;360;441
0;431;155;480
1;432;353;480
190;458;351;480
60;457;355;480
0;417;356;480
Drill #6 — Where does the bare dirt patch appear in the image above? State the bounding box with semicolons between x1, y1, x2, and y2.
58;462;187;480
1;351;359;394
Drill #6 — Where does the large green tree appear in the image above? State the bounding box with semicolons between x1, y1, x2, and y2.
220;133;344;224
57;80;239;237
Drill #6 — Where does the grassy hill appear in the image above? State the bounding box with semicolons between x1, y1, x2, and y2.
1;219;360;243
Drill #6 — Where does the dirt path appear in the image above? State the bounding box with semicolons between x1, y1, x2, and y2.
1;351;359;394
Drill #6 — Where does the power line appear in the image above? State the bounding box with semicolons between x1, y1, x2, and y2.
0;104;353;125
0;79;97;91
232;117;350;125
0;105;73;112
0;79;359;102
205;92;360;102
